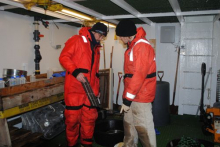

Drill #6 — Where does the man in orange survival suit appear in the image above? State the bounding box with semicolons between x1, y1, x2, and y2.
116;19;157;147
59;22;107;147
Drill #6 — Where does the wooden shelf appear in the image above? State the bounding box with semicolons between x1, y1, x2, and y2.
0;77;64;97
0;74;65;147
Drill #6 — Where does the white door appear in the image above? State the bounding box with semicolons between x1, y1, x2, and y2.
178;16;215;115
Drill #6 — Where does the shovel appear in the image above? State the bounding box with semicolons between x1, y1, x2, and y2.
113;72;123;112
170;46;180;114
157;71;164;81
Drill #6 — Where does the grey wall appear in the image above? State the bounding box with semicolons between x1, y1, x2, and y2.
0;11;77;76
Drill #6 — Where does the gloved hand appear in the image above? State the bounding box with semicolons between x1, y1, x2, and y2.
120;104;130;113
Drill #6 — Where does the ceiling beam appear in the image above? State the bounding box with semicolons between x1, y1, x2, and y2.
103;13;175;20
103;15;135;20
214;14;220;22
110;0;153;26
168;0;184;24
138;12;176;18
0;0;81;23
181;10;220;16
0;5;18;10
52;0;119;24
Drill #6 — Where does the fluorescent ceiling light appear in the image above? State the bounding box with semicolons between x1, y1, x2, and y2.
56;8;94;21
56;9;116;28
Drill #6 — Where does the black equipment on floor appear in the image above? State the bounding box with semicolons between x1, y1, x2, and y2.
166;138;214;147
199;63;213;136
21;102;65;140
152;71;170;127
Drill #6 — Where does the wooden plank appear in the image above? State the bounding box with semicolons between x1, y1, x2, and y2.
2;83;64;110
12;132;43;147
19;138;44;147
99;68;111;73
9;126;19;134
26;74;47;82
0;95;3;111
0;118;11;147
10;128;31;141
26;71;64;82
0;77;64;97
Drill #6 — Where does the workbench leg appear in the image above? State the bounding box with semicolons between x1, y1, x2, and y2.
0;118;11;147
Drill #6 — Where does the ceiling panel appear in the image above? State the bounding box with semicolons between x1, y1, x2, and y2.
116;18;146;24
178;0;220;12
125;0;174;13
0;0;220;27
75;0;130;15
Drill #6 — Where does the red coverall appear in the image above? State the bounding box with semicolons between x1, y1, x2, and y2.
122;27;157;147
59;27;100;146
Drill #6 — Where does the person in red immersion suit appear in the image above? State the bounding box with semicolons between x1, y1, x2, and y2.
59;22;108;147
116;19;157;147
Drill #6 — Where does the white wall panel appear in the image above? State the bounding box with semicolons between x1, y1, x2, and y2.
155;23;181;108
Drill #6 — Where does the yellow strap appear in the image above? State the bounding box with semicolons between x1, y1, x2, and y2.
0;93;64;119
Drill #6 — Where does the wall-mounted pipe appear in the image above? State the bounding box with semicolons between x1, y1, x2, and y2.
33;16;42;75
33;16;48;75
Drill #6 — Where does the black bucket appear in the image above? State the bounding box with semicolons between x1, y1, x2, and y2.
96;108;107;121
94;119;124;147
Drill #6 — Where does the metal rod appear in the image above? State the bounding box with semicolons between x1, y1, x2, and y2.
81;77;99;107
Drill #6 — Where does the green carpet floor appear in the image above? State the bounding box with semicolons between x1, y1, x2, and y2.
40;114;219;147
156;114;215;147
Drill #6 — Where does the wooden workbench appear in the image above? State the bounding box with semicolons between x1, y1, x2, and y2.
0;76;64;147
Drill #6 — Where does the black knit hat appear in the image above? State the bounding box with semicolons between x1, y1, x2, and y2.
91;22;108;36
116;19;137;37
